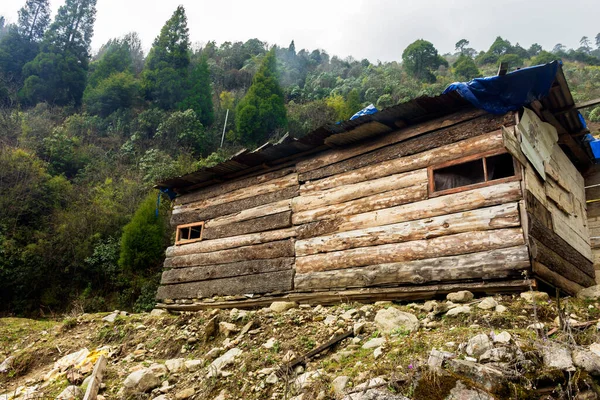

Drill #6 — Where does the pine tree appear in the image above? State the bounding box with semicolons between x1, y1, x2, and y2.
18;0;51;41
235;49;287;147
178;56;214;127
143;5;190;109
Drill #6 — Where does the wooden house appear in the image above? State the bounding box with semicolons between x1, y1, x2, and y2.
155;62;598;310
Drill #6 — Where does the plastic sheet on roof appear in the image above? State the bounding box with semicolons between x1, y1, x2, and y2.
350;104;378;120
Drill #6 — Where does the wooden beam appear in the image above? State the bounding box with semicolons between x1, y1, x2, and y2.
202;211;292;241
532;261;583;296
530;237;595;287
575;98;600;110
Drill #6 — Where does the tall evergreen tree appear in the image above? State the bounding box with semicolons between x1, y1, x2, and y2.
235;49;287;147
18;0;51;41
402;39;448;82
142;5;190;109
21;0;97;105
178;56;214;127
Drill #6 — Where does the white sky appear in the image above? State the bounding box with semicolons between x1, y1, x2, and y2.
1;0;599;62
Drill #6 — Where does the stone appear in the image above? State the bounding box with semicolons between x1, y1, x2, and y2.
213;391;227;400
262;338;277;349
148;363;168;378
362;337;386;349
373;347;384;359
446;291;474;303
445;381;494;400
269;301;298;312
527;322;545;330
239;321;254;336
446;306;471;316
56;386;83;400
184;359;203;372
479;347;515;363
205;348;223;360
352;377;387;392
219;322;239;337
446;359;505;392
207;348;242;378
324;315;337;325
353;322;366;336
542;343;575;371
332;376;350;394
175;388;195;400
428;349;454;370
342;389;408;400
374;307;419;334
152;396;170;400
477;297;498;310
102;312;119;323
204;316;218;340
0;356;14;373
266;372;278;384
520;291;550;302
165;358;186;373
229;308;248;321
573;349;600;376
493;331;511;344
465;334;492;358
123;368;161;393
495;304;507;313
341;309;358;321
294;370;324;390
579;285;600;300
590;343;600;357
150;309;167;316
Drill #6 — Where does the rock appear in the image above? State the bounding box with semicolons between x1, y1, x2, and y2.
493;331;511;344
495;304;507;313
207;348;242;378
150;309;167;316
576;392;599;400
102;312;119;323
373;347;384;359
445;381;494;400
175;388;195;400
239;321;254;336
374;307;419;334
165;358;186;373
341;309;358;321
466;334;492;358
428;349;454;370
332;376;350;394
446;359;505;392
573;349;600;376
204;316;218;340
266;372;278;384
479;347;516;363
184;359;203;372
578;285;600;300
219;322;239;337
446;291;474;303
269;301;298;312
446;306;471;316
123;368;161;393
262;338;277;349
324;315;337;325
152;396;170;400
362;337;386;349
56;386;83;400
205;348;223;360
229;308;248;321
213;391;228;400
542;343;575;371
520;291;550;302
0;356;14;373
590;343;600;357
342;389;408;400
353;377;387;392
353;322;366;336
527;322;545;330
282;350;296;363
477;297;498;310
294;370;324;389
148;363;168;378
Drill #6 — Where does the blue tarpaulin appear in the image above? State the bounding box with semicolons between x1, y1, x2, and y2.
443;61;560;115
350;104;378;120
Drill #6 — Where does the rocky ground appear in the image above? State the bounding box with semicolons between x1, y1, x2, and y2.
3;288;600;400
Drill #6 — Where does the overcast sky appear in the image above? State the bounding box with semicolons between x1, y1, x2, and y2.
1;0;599;62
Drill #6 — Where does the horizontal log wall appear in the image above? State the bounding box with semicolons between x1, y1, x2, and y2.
585;166;600;283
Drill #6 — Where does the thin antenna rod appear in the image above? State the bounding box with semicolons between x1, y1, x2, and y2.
221;109;229;148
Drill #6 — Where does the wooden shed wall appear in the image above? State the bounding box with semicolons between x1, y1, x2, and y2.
584;167;600;283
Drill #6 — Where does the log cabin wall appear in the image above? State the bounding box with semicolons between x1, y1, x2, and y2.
584;166;600;283
503;108;595;294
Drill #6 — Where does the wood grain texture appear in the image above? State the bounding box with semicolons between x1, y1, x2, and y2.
202;211;292;240
295;228;525;273
295;203;520;256
156;269;294;300
532;261;583;296
295;246;529;290
164;240;295;269
529;237;595;286
301;131;504;194
165;228;297;257
161;258;294;284
204;200;291;228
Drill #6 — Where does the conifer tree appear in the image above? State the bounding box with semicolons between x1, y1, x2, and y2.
235;49;287;147
18;0;51;41
178;56;214;127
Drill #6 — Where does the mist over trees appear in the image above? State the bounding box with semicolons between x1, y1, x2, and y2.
1;0;600;315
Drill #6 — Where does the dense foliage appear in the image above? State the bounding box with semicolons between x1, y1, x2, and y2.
1;1;600;315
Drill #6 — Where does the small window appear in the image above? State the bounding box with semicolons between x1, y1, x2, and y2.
430;151;517;195
176;222;204;245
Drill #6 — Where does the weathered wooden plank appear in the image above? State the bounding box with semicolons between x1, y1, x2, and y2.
293;183;428;226
164;240;295;269
528;212;594;270
295;246;530;290
295;228;524;274
82;355;107;400
166;228;297;257
502;125;528;167
202;211;292;240
532;261;583;296
171;186;298;226
156;269;294;300
175;167;296;206
173;173;298;214
157;280;532;310
161;258;294;284
524;190;553;230
298;181;522;237
545;177;574;215
204;200;291;229
295;203;520;256
549;203;593;260
297;108;487;174
300;113;514;182
301;131;504;194
529;237;595;286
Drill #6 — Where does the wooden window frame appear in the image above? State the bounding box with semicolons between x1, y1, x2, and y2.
175;221;204;246
428;149;521;197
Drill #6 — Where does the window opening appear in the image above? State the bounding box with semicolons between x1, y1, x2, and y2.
176;222;204;245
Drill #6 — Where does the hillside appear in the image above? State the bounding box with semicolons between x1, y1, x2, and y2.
1;0;600;315
3;290;600;399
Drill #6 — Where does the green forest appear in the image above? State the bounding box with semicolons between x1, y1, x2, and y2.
1;0;600;316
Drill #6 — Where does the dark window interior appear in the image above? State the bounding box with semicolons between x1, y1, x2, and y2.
180;227;191;240
178;223;203;242
486;153;515;180
434;159;485;191
189;226;202;240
